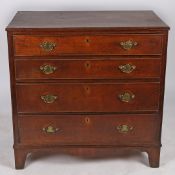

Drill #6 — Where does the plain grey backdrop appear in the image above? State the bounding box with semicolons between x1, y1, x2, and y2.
0;0;175;174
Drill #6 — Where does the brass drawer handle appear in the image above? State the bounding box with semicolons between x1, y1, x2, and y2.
43;126;59;134
40;64;57;75
118;92;135;103
118;64;136;74
40;41;56;52
41;94;57;104
120;40;138;50
116;124;133;134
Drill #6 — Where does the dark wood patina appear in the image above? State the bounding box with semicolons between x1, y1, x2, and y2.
6;11;169;169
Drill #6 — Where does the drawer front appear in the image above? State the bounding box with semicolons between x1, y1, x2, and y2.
15;59;161;80
18;114;160;145
14;35;162;56
16;83;160;113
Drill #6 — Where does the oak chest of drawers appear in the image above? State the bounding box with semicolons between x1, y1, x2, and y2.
6;11;169;169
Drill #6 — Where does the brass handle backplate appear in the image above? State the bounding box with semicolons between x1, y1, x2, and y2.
40;41;56;52
116;124;133;134
118;92;135;103
118;64;136;74
120;40;138;50
40;64;57;75
41;94;57;104
43;126;59;134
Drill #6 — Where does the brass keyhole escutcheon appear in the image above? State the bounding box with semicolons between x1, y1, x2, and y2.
85;61;91;69
85;117;91;125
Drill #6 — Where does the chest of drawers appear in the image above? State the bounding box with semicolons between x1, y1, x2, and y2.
6;11;169;169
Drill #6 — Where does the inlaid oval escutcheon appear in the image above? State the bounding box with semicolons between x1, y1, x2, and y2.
40;64;57;75
118;92;135;103
43;125;59;134
41;94;58;104
84;61;91;70
85;38;91;44
116;124;133;134
85;117;91;125
120;40;138;50
118;64;136;74
84;86;91;95
40;41;56;52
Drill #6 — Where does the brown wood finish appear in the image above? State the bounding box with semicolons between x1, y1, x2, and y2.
18;114;160;145
15;58;161;80
6;11;169;30
13;34;163;56
16;83;160;113
6;11;169;169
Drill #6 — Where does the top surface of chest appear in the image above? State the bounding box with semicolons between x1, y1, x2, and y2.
6;11;169;31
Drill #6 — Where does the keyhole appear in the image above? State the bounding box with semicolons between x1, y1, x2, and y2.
84;86;91;94
85;38;91;44
85;117;90;125
85;61;91;69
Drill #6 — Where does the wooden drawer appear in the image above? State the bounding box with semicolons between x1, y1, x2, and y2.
18;114;160;145
15;58;161;80
14;35;162;56
16;83;160;113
